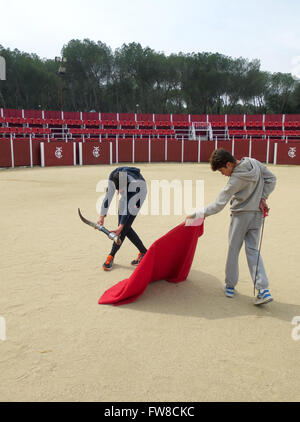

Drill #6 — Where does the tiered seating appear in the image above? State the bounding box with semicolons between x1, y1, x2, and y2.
101;113;118;128
119;113;136;128
172;114;189;128
4;117;26;125
228;130;247;137
245;115;263;128
23;109;43;119
82;111;101;126
3;109;23;118
154;114;172;128
190;114;207;123
189;115;211;139
69;128;175;138
0;126;51;135
1;108;300;142
208;115;225;128
285;114;300;128
228;129;285;139
264;114;283;129
172;114;190;138
137;113;155;128
284;130;300;138
246;129;265;136
208;115;226;139
227;115;244;128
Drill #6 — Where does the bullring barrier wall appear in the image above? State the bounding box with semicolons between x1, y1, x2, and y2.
0;138;300;168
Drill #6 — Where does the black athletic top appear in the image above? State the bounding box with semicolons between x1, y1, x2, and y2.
100;167;147;225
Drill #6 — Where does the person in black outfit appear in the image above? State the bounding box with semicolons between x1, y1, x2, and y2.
98;166;148;271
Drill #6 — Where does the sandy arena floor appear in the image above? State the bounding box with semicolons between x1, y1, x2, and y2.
0;162;300;402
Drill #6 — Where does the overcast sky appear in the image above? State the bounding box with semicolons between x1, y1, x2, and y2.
1;0;300;76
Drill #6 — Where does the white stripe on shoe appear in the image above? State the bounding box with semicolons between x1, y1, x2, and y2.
225;286;235;298
254;289;273;305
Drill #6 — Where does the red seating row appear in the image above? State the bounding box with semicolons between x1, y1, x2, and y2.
0;127;51;134
0;117;179;128
229;129;300;137
69;128;175;136
1;126;298;139
1;113;300;129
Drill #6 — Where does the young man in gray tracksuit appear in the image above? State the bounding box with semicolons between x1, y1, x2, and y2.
186;148;277;305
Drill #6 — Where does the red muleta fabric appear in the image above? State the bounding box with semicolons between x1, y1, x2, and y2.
98;220;204;306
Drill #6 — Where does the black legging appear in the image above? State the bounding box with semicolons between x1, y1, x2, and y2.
109;213;147;257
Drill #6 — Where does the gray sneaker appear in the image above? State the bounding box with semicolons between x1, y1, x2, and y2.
254;289;273;306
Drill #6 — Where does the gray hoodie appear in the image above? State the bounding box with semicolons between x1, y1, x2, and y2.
202;158;276;217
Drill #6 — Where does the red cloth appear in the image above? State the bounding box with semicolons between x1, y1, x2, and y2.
98;220;204;306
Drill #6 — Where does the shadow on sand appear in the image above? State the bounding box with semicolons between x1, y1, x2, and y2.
121;269;300;323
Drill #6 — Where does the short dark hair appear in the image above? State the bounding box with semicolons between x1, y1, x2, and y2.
209;148;236;171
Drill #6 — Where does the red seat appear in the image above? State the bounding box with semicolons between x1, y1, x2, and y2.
247;130;265;136
227;121;244;127
139;120;154;128
156;121;171;127
285;130;300;137
265;130;283;137
47;118;64;126
27;117;42;125
228;130;246;136
245;115;263;128
84;119;101;126
155;114;172;128
173;121;189;128
141;129;152;136
247;121;261;128
227;115;244;128
6;117;26;125
285;121;300;128
120;120;136;127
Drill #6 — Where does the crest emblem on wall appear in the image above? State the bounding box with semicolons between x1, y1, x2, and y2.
288;147;296;159
55;147;63;159
93;146;100;158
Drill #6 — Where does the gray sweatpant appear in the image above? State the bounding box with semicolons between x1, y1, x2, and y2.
225;212;269;290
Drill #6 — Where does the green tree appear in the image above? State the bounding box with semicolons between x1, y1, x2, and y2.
1;40;300;115
265;72;297;113
61;38;113;111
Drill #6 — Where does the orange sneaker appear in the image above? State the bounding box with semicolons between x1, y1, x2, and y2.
130;252;145;266
103;255;114;271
